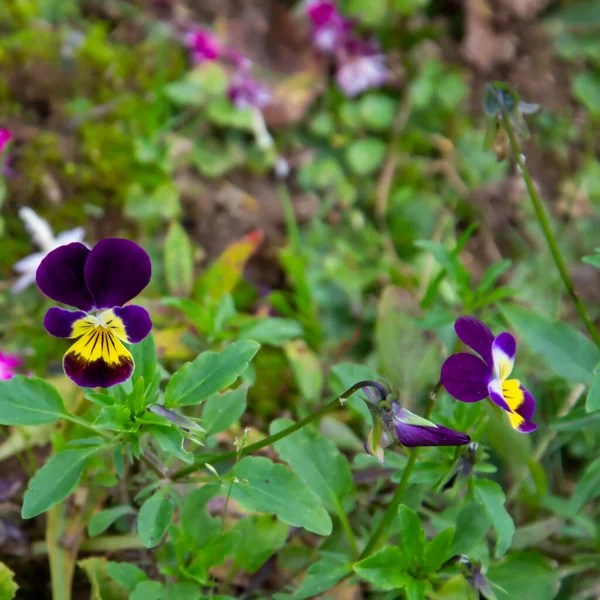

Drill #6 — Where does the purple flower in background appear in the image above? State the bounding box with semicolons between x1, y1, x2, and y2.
36;239;152;388
0;352;22;381
362;383;470;465
441;316;537;433
305;0;351;53
184;28;221;64
0;129;12;155
335;38;389;97
228;70;271;110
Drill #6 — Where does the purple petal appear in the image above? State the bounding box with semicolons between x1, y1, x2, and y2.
488;381;512;412
112;305;152;343
455;316;494;366
394;420;470;447
516;420;538;433
44;307;88;338
492;332;517;380
441;353;491;402
516;384;536;420
84;239;151;309
36;243;94;311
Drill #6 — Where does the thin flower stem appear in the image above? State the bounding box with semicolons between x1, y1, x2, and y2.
499;104;600;348
171;381;386;481
359;381;441;559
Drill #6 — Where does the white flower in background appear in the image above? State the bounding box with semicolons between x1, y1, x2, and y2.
12;208;86;293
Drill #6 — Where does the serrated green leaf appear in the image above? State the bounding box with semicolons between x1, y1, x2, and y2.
230;456;332;536
22;446;99;518
88;506;135;537
0;376;68;425
354;546;411;591
270;418;354;515
474;479;514;557
137;490;174;548
164;341;260;407
0;562;18;600
501;305;600;384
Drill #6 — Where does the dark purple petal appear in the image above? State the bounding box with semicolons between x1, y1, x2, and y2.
455;316;494;366
113;305;152;343
36;243;94;311
84;239;151;309
516;384;535;420
441;353;491;402
517;420;538;433
394;420;470;447
64;352;134;388
43;307;88;338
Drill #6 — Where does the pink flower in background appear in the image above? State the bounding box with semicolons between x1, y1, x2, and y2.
0;352;21;380
305;0;351;53
0;129;12;156
336;50;389;97
184;28;221;64
228;71;271;110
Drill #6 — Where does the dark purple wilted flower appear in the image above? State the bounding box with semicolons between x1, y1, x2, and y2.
184;29;221;64
36;239;152;388
362;383;470;465
305;0;352;53
441;316;537;434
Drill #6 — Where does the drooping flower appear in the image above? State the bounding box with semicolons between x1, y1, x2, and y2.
36;239;152;388
0;129;12;156
440;316;537;433
362;383;470;464
184;29;221;64
305;0;352;53
13;208;86;293
0;352;21;381
335;39;389;97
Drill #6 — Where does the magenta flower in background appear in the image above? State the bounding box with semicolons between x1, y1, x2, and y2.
228;70;271;110
0;129;12;156
0;352;22;381
36;239;152;388
335;48;388;97
441;316;537;433
184;28;221;64
306;0;351;53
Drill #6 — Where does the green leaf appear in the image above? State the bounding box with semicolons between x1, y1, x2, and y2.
93;405;134;432
22;447;98;518
474;479;515;557
450;503;491;555
164;221;194;297
345;138;387;176
501;305;600;384
477;260;512;295
106;562;148;592
0;562;18;600
487;552;559;600
238;318;303;346
573;71;600;117
137;490;174;548
359;94;396;130
149;426;194;464
180;484;222;549
230;515;289;574
570;456;600;513
397;505;426;569
423;527;455;572
270;418;354;514
164;583;203;600
0;376;68;425
78;557;129;600
88;506;135;537
353;546;412;591
131;581;164;600
586;364;600;412
164;341;260;407
130;333;158;389
283;340;324;404
203;385;248;436
550;406;600;431
583;253;600;268
281;555;352;599
230;456;332;536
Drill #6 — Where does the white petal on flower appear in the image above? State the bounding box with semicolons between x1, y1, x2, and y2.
19;207;55;251
11;271;37;293
54;227;86;247
518;101;540;115
13;251;46;274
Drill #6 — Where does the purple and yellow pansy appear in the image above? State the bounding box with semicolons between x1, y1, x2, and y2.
36;238;152;388
440;316;537;433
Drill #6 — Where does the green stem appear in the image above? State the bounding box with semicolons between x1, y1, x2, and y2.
62;414;111;439
172;381;385;481
359;382;441;559
499;102;600;348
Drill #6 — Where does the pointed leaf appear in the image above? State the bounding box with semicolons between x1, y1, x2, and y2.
203;385;248;436
474;479;515;557
424;527;455;572
137;490;174;548
107;562;148;592
88;506;135;537
354;546;412;591
164;221;194;297
570;456;600;513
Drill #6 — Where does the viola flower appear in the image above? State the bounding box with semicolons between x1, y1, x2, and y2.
36;239;152;388
335;40;389;97
184;29;221;64
13;208;86;293
362;383;470;465
440;316;537;433
305;0;352;53
0;352;22;381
